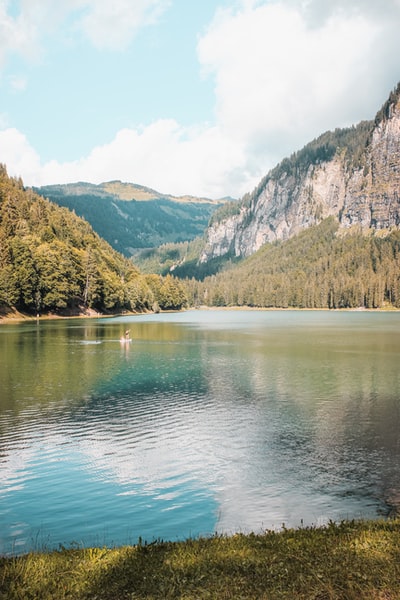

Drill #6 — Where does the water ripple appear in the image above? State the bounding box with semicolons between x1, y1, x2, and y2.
1;311;400;554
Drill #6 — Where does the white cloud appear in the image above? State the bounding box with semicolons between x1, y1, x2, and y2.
76;0;171;50
1;0;400;199
290;0;400;26
0;128;42;180
197;0;399;172
0;0;41;66
0;0;170;62
4;121;248;198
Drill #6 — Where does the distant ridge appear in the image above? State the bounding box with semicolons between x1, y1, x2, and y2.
0;166;188;316
34;181;226;257
35;180;223;204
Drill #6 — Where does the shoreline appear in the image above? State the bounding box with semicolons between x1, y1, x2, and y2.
195;304;400;312
1;518;400;599
1;303;399;324
0;306;142;324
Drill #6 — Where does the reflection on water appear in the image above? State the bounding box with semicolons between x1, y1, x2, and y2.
0;310;400;555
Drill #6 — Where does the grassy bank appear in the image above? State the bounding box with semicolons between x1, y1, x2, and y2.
1;519;400;599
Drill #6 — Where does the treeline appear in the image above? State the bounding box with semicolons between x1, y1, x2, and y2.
374;81;400;126
0;166;187;315
35;187;221;257
185;218;400;309
208;199;242;227
223;86;400;222
269;119;373;180
238;119;374;215
134;238;204;275
133;237;240;281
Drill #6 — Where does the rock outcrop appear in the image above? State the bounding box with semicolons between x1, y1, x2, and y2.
200;84;400;263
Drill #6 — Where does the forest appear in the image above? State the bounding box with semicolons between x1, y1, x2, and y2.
0;166;187;315
185;218;400;309
34;183;222;257
3;163;399;314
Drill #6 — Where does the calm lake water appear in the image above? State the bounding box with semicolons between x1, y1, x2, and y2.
1;309;400;555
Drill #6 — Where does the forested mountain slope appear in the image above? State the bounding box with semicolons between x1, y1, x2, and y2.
0;167;187;316
33;181;225;257
186;218;400;309
200;83;400;263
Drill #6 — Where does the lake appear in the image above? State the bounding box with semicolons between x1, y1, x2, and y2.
1;309;400;555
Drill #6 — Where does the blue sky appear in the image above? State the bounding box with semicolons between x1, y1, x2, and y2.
1;0;399;198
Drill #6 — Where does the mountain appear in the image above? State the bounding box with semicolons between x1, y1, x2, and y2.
186;217;400;309
33;181;226;258
199;83;400;264
0;168;187;316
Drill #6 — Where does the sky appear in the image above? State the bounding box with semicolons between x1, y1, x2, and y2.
0;0;399;199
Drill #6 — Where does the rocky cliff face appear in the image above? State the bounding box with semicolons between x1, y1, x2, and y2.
200;85;400;263
341;100;400;230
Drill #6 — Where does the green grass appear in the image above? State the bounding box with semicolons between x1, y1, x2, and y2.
1;520;400;599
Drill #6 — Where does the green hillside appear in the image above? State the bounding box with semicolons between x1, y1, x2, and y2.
185;218;400;309
34;182;225;257
0;166;187;316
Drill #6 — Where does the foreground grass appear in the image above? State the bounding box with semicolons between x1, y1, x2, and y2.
1;520;400;599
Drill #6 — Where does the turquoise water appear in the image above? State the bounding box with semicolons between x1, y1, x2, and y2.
1;310;400;555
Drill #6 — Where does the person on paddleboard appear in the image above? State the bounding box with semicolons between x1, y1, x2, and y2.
120;329;131;342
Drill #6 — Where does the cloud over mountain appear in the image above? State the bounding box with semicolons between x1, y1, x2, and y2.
1;0;399;198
